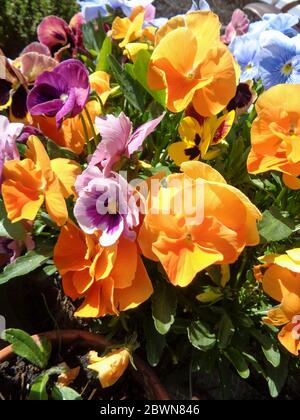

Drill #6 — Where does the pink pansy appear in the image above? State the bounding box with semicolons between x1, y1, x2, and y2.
221;9;250;45
0;116;23;184
74;167;141;247
91;112;165;176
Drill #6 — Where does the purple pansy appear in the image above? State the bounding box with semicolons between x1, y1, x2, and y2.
0;116;24;184
27;59;90;128
37;13;85;58
74;167;141;247
90;112;164;176
0;234;35;266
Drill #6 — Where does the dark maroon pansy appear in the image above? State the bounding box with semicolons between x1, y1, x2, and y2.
38;14;85;58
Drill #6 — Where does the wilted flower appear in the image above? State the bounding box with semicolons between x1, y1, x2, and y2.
255;249;300;355
90;112;164;176
54;222;153;317
258;31;300;89
168;111;235;164
74;168;141;247
0;233;35;266
221;9;250;45
27;59;90;128
2;136;81;226
87;349;130;388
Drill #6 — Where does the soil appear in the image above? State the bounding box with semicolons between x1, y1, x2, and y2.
0;343;146;401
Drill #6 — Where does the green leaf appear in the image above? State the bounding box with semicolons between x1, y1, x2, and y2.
152;281;177;335
143;317;166;367
51;386;82;401
108;54;145;112
251;330;281;368
46;140;78;160
1;329;51;369
225;348;250;379
259;207;294;242
187;321;216;351
28;373;49;400
0;249;52;285
267;354;289;398
125;50;166;106
0;199;26;240
96;36;112;72
218;313;235;350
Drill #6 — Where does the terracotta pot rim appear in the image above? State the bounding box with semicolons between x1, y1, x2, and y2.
0;329;170;400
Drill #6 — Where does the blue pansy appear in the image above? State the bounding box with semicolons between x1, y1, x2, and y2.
249;13;299;37
230;34;260;82
189;0;210;12
79;0;154;21
258;30;300;89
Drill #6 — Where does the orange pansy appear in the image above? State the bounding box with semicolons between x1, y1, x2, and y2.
111;6;145;48
54;222;153;318
148;11;239;115
247;84;300;189
32;71;114;154
255;249;300;355
1;136;80;226
138;161;261;287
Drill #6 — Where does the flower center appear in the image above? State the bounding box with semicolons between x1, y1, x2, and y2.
107;200;118;214
245;63;253;70
60;93;69;103
282;62;293;76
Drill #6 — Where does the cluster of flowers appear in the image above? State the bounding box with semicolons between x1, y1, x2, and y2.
0;0;300;359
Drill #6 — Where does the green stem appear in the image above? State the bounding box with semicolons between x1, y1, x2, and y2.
275;187;287;206
80;113;92;155
84;106;99;148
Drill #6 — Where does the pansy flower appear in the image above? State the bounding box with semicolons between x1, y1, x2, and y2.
138;161;262;287
91;112;164;175
255;249;300;355
227;82;257;117
0;233;35;267
2;136;81;226
168;111;235;165
32;71;114;154
0;116;24;184
229;33;260;82
221;9;250;45
54;221;153;317
0;45;57;123
37;13;86;58
87;349;130;388
27;59;90;128
148;11;239;116
258;31;300;89
79;0;154;21
249;13;299;37
247;84;300;187
74;167;141;247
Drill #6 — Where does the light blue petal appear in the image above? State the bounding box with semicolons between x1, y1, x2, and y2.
189;0;210;12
